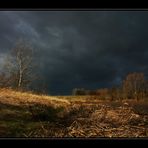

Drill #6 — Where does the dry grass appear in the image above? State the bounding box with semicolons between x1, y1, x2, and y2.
0;88;148;138
0;88;70;107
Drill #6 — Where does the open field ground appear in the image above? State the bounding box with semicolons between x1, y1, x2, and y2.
0;88;148;138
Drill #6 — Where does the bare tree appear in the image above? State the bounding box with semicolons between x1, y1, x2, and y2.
122;72;146;100
4;39;35;90
72;88;86;95
0;72;7;88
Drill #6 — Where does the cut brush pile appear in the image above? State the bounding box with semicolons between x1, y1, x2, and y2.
64;103;148;137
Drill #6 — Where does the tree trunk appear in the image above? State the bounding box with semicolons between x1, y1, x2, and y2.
18;70;22;88
18;59;23;89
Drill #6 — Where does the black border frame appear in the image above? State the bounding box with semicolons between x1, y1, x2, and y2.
0;1;148;147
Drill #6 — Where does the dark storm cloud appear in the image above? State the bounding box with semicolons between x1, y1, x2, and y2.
0;11;148;94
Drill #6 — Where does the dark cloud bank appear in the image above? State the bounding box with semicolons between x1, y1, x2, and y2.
0;11;148;95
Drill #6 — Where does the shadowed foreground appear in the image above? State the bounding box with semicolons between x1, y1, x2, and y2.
0;89;148;138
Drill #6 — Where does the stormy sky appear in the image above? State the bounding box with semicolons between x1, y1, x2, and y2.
0;11;148;95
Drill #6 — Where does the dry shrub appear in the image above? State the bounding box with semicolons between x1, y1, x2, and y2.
28;103;64;121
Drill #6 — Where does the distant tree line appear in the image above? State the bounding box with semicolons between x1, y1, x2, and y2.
0;39;148;100
72;72;148;100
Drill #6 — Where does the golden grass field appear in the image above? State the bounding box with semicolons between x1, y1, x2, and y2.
0;88;148;138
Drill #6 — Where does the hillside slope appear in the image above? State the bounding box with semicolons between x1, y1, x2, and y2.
0;88;71;137
0;88;148;138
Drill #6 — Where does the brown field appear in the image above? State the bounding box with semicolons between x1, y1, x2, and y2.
0;88;148;138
